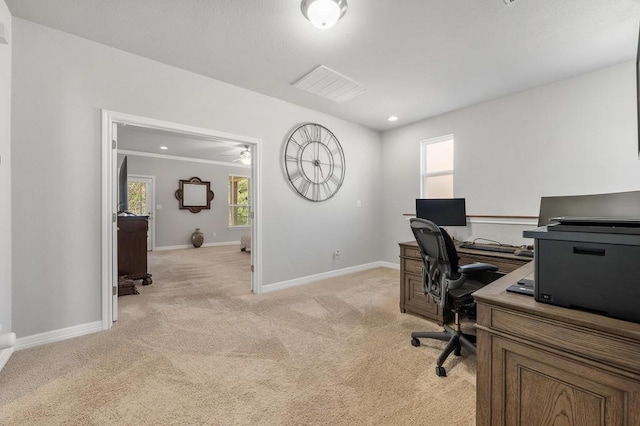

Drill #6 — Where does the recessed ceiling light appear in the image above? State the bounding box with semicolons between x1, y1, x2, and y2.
160;146;168;150
388;116;398;122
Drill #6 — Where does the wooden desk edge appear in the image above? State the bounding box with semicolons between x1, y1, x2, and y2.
473;262;640;341
472;262;534;299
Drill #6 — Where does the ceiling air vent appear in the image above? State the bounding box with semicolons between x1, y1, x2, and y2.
293;65;366;103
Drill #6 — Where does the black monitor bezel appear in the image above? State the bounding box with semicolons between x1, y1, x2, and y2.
415;198;467;227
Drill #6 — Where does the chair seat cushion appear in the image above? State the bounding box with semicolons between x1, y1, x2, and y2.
448;280;484;303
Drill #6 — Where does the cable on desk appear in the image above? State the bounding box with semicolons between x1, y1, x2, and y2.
472;237;507;246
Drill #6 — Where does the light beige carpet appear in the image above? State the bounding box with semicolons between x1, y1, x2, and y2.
0;246;476;425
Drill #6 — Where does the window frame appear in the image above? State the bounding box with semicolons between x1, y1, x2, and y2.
420;134;454;198
228;174;251;228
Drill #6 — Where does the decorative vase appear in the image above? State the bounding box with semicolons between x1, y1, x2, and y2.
191;228;204;248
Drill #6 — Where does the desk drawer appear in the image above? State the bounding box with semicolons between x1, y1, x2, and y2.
403;274;440;322
403;258;423;275
487;306;640;374
399;242;446;325
401;246;421;259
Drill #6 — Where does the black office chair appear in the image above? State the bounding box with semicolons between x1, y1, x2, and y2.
409;218;500;377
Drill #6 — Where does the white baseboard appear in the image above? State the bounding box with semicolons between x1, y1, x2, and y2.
261;261;396;294
203;241;241;247
0;347;14;374
154;244;191;251
154;241;240;251
15;321;103;351
379;261;400;270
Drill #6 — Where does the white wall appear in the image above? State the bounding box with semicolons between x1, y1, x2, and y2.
122;153;251;248
11;19;382;337
381;61;639;263
0;0;11;334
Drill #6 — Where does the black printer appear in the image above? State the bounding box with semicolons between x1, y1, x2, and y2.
524;217;640;324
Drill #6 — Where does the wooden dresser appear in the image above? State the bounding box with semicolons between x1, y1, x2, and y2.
399;240;531;324
474;262;640;425
117;216;152;286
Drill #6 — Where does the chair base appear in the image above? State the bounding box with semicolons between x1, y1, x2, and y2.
411;324;476;377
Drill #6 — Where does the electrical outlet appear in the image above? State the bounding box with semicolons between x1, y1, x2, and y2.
333;250;340;260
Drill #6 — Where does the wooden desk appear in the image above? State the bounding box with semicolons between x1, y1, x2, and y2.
398;241;531;324
474;262;640;425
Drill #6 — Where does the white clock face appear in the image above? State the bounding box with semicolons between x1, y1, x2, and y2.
284;123;345;202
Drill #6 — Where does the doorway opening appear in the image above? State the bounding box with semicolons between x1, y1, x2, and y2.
127;175;155;251
101;110;262;329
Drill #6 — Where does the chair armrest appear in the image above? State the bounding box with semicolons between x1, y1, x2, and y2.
460;262;498;275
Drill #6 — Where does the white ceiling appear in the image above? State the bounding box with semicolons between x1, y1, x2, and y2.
6;0;640;132
117;124;251;166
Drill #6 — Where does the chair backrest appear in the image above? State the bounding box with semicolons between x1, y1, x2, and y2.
410;218;461;305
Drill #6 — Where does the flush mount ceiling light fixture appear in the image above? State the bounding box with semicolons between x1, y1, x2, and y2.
301;0;348;29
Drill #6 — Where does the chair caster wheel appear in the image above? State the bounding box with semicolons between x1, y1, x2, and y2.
436;366;447;377
411;338;421;347
454;348;462;356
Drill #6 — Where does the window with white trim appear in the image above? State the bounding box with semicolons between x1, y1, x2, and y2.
228;175;251;227
420;135;454;198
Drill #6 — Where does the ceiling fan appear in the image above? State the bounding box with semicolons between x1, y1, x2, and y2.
220;145;251;165
233;146;251;165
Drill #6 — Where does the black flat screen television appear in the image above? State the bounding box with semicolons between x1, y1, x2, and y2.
117;156;128;214
415;198;467;226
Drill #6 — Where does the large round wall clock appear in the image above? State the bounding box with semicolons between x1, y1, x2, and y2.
284;123;345;202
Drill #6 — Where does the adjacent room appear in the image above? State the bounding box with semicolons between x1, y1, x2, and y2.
1;1;640;424
115;124;254;299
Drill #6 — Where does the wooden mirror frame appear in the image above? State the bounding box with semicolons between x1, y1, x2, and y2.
175;177;215;213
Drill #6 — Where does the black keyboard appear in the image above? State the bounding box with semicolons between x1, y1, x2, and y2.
459;243;516;254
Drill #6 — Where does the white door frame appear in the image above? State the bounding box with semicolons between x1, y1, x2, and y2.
128;174;156;251
101;109;263;329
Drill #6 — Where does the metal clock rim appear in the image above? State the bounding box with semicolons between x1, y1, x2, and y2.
284;123;345;202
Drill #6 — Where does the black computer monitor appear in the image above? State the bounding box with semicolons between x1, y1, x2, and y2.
537;190;640;227
415;198;467;226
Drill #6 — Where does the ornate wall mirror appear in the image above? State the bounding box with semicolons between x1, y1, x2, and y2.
175;177;215;213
